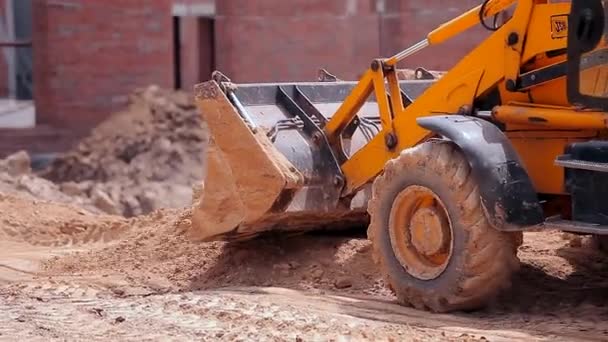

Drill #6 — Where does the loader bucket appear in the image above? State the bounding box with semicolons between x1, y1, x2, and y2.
188;72;436;242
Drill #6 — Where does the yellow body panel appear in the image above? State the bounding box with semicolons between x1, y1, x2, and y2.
495;104;608;129
508;132;597;194
321;0;603;197
521;3;570;63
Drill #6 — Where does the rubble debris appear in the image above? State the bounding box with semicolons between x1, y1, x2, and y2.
1;151;31;177
91;188;120;216
59;182;88;197
0;152;100;213
334;276;353;289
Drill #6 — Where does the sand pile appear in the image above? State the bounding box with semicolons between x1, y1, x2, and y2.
40;85;208;217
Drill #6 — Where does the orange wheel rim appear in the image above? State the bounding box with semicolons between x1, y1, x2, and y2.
388;185;453;280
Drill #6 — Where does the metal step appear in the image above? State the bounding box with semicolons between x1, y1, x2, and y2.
554;154;608;172
540;217;608;235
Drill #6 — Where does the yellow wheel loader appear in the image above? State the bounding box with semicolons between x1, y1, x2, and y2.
189;0;608;312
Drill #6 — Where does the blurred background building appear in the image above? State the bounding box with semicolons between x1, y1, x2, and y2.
0;0;488;157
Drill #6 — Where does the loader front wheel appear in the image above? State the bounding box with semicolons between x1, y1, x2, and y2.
367;141;521;312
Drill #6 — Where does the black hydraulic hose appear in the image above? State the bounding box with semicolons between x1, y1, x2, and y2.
480;0;500;31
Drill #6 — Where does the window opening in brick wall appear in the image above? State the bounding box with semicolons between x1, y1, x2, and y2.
173;16;182;90
198;17;215;82
13;0;32;100
0;0;33;100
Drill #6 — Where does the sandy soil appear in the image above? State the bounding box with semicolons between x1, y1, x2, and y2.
1;194;607;341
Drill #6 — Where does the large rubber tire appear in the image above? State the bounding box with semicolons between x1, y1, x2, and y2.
367;141;521;312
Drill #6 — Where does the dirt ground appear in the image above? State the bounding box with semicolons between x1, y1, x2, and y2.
0;193;607;341
1;86;608;341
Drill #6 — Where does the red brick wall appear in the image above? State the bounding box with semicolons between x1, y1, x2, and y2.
32;0;491;127
11;0;494;157
380;0;491;70
215;0;381;82
212;0;491;82
32;0;173;136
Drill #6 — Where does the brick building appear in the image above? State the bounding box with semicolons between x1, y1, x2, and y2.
0;0;489;157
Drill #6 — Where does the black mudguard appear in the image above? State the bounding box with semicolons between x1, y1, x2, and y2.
417;115;544;231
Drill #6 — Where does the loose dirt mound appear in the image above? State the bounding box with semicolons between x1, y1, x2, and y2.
40;85;207;217
45;209;388;297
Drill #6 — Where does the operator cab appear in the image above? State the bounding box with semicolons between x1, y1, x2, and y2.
568;0;608;110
